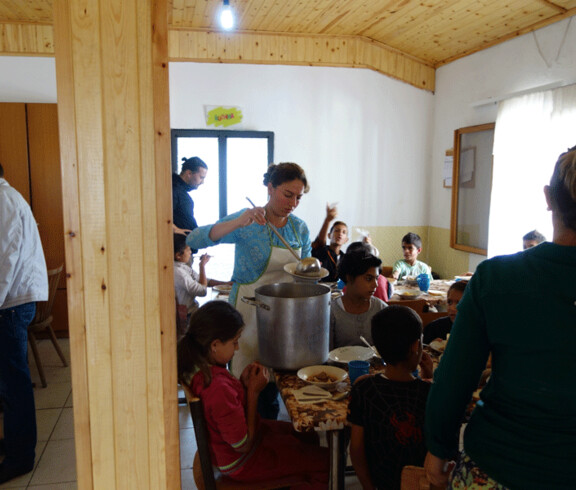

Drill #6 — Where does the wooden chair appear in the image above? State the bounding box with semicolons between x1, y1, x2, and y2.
401;465;444;490
182;384;303;490
28;264;67;388
420;311;447;329
381;266;394;278
387;298;429;313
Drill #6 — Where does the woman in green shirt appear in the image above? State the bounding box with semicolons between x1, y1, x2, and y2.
424;146;576;489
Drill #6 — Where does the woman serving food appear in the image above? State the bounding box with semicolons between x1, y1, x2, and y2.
186;162;312;381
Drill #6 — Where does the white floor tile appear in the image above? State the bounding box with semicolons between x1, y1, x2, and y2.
27;483;77;490
33;383;71;410
29;439;76;485
179;405;193;429
180;468;198;490
51;409;74;441
36;409;62;442
179;428;197;470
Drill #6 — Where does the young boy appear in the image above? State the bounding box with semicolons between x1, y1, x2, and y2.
392;232;431;280
173;234;230;317
311;203;349;282
423;281;467;344
348;306;433;490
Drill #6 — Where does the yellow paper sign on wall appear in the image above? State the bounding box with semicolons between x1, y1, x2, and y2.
205;106;243;128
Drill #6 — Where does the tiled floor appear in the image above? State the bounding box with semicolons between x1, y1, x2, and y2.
1;339;361;489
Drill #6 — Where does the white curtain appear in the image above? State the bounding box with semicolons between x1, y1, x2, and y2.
488;83;576;257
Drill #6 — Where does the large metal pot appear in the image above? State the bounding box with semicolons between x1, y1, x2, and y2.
242;282;330;370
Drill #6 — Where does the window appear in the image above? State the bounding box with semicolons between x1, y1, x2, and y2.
171;129;274;279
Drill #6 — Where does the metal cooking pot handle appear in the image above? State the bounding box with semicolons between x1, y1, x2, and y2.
240;296;271;311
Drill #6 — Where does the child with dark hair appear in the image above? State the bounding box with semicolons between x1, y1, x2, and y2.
346;241;393;301
522;229;546;249
330;250;387;348
178;302;328;487
311;204;348;282
392;232;432;281
173;234;230;318
348;306;433;490
423;281;467;344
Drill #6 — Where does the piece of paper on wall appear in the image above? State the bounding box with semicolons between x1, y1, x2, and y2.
205;106;243;128
443;155;453;187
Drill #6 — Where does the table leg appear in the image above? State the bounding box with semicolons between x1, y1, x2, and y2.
328;430;345;490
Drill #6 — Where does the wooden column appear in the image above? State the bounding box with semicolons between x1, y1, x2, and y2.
53;1;179;488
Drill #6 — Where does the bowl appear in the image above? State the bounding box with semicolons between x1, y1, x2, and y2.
398;290;422;300
297;365;348;389
284;262;329;282
329;346;374;364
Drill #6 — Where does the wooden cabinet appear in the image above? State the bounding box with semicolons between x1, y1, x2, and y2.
0;103;69;334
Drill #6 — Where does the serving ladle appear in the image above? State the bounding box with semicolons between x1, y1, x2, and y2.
246;197;321;274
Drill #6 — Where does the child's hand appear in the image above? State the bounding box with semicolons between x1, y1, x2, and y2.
419;350;434;379
199;254;211;267
244;362;269;393
326;203;338;221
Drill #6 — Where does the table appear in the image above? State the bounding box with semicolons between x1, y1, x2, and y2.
274;361;386;490
390;279;454;309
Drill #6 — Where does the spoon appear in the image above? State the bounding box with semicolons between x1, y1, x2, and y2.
245;197;321;274
360;335;380;357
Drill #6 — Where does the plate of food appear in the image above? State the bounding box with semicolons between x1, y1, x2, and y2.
284;262;329;282
212;284;233;294
297;365;348;389
427;289;445;296
454;275;472;282
398;290;422;300
329;346;374;363
429;339;447;353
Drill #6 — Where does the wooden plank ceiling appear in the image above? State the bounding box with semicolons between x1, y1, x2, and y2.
1;0;575;91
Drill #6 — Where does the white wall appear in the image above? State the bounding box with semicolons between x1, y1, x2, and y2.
429;17;576;268
0;56;57;102
170;63;434;236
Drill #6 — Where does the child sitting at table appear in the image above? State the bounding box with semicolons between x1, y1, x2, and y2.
330;250;387;349
311;203;349;282
177;301;329;488
392;232;432;281
348;306;433;490
173;234;231;319
346;241;393;302
423;280;467;344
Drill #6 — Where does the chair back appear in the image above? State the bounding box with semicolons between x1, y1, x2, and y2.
420;311;447;328
182;384;218;490
387;298;428;313
381;266;394;278
33;264;63;325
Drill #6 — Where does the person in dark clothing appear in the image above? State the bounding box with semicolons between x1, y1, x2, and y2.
311;203;348;282
172;156;208;233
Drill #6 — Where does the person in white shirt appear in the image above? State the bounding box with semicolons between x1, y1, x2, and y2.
0;163;48;484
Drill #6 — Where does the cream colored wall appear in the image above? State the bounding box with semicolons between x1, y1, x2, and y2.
364;225;471;279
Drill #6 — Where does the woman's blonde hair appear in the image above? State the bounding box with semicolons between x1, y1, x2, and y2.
550;145;576;231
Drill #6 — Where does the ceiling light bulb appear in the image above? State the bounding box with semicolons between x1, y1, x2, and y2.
220;0;234;30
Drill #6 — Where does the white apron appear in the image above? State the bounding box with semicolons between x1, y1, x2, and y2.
231;230;302;378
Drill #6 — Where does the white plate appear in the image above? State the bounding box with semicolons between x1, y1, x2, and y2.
427;289;445;296
213;284;232;293
329;346;374;363
454;275;472;281
429;339;447;352
283;262;329;282
297;365;348;389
